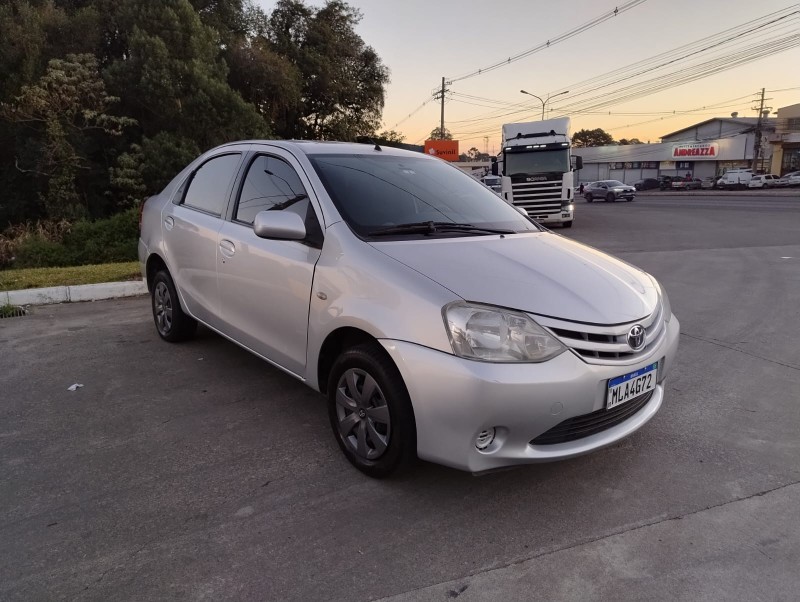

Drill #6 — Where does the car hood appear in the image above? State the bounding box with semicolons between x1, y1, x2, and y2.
371;233;658;324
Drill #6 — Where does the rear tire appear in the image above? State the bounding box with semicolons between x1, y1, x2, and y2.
151;270;197;342
328;343;416;478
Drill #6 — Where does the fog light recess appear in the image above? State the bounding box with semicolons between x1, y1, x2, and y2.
475;428;496;450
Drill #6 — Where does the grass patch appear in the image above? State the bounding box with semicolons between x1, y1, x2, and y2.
0;261;141;291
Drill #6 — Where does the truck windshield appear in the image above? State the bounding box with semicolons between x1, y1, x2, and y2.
505;149;569;176
308;154;540;238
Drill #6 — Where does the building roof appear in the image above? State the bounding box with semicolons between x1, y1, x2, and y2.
660;117;761;140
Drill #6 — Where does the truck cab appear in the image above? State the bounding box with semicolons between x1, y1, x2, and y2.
493;118;580;228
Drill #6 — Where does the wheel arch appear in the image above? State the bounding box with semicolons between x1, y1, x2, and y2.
317;327;382;396
145;253;169;293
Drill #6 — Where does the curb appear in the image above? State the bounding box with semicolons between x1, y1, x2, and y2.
2;280;148;307
636;189;799;198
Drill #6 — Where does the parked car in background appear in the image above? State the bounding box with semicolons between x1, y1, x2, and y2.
747;174;780;188
671;178;702;190
583;180;636;202
658;175;681;190
775;171;800;187
700;177;717;189
634;178;659;191
481;174;502;193
138;140;679;476
717;169;753;189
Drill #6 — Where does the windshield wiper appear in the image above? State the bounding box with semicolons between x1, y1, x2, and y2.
369;221;515;236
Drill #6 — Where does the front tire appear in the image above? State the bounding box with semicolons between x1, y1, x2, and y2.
562;220;573;228
328;344;416;478
151;270;197;342
606;192;615;202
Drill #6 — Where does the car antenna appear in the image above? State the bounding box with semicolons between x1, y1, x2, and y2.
354;135;382;151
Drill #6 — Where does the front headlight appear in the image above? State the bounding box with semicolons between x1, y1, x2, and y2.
443;302;566;363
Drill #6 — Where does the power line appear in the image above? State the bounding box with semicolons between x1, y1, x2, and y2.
445;6;798;137
448;12;799;139
447;0;650;83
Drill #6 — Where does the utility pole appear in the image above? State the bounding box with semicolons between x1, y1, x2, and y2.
436;77;449;139
751;87;769;172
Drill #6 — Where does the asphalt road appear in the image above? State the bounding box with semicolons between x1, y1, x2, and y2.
2;194;799;601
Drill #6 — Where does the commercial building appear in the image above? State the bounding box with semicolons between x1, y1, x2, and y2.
575;114;777;185
768;103;800;175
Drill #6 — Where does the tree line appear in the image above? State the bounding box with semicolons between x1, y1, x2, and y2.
0;0;392;225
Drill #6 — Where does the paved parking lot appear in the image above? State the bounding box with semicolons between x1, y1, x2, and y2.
2;194;799;601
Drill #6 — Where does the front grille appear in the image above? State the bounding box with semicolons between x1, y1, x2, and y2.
535;301;666;365
530;390;653;445
511;180;563;215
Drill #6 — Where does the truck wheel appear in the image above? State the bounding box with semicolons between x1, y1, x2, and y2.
328;343;417;478
606;192;615;202
563;220;573;228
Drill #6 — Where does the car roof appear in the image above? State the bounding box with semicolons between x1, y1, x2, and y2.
211;139;422;159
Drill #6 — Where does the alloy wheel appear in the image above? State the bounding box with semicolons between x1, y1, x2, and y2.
154;281;173;335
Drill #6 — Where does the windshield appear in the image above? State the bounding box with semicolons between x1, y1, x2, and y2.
505;149;569;176
309;154;540;238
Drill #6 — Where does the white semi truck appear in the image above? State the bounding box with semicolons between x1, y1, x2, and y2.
491;117;582;228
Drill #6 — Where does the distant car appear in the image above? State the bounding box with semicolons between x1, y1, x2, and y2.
700;177;717;189
775;171;800;187
634;178;659;191
481;174;502;193
717;169;753;189
584;180;636;202
748;174;780;189
671;178;702;190
658;175;681;190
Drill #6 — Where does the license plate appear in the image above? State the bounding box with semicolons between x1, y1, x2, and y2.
607;362;658;409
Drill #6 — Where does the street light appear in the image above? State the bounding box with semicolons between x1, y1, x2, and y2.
520;89;569;120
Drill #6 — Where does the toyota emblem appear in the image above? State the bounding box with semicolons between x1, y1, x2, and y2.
627;325;646;350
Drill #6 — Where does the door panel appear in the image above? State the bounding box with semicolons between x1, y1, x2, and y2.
217;222;320;375
161;152;243;326
216;151;323;376
164;205;223;325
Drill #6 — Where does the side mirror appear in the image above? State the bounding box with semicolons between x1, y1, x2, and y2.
571;155;583;171
253;211;307;240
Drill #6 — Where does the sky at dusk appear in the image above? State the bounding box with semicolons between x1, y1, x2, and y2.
257;0;800;152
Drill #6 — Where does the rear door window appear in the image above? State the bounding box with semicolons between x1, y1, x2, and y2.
183;154;242;216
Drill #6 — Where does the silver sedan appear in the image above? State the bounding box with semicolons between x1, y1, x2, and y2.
139;141;679;477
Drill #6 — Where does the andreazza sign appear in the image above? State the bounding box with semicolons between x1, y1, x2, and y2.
672;142;719;158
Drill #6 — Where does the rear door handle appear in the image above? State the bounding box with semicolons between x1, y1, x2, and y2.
219;239;236;258
164;216;174;230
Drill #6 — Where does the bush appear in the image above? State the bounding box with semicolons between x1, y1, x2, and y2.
62;209;139;265
13;237;71;268
3;209;139;269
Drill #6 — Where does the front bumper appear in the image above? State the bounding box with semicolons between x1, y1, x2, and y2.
530;208;574;224
380;316;679;473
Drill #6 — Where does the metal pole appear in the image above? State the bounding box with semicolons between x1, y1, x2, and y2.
752;87;765;171
440;77;445;139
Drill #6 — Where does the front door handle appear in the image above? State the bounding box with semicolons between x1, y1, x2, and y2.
219;239;236;258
